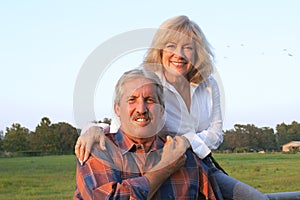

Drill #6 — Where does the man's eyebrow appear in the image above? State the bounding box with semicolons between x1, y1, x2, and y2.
127;95;137;98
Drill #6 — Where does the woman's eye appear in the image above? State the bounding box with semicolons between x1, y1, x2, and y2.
165;43;176;50
184;46;193;50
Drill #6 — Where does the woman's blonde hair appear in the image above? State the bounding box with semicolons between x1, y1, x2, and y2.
143;15;214;84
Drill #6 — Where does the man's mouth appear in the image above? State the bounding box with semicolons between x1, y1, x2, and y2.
134;115;150;126
136;118;147;122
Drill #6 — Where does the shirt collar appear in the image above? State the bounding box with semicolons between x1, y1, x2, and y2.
115;129;164;155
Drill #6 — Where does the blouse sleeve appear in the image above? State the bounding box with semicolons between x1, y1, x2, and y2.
183;77;223;159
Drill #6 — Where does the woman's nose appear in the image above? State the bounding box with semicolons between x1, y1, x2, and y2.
173;46;184;57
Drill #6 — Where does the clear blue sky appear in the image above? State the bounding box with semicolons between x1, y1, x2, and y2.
1;0;299;132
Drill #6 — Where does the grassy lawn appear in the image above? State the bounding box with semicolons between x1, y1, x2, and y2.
0;153;299;199
214;153;300;193
0;155;76;200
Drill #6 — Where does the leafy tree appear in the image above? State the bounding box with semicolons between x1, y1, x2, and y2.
230;124;252;151
276;123;289;146
29;117;79;153
2;123;30;152
258;127;277;151
241;124;260;151
92;118;112;125
0;130;4;151
101;118;111;125
52;122;79;153
288;121;300;140
276;121;300;147
221;124;277;152
30;117;55;152
221;125;246;152
220;129;240;152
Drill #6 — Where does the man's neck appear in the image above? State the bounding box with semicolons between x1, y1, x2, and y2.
125;134;155;153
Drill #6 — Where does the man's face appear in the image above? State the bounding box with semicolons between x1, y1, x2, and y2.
114;77;164;139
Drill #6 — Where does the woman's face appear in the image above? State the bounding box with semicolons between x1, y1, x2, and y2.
162;37;195;78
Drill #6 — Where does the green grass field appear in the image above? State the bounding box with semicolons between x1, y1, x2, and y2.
0;155;76;200
0;153;299;199
214;153;300;193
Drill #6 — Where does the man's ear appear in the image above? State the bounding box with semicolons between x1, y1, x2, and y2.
159;105;165;116
114;103;120;117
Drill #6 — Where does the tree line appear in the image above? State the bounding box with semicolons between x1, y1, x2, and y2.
219;121;300;152
0;117;299;155
0;117;112;156
0;117;79;156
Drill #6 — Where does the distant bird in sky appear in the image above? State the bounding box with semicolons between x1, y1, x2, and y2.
283;49;293;57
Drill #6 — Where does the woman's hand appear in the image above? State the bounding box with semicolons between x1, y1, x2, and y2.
75;125;108;164
144;136;187;199
181;135;191;150
157;136;187;170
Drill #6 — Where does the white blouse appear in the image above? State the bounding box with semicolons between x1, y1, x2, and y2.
157;72;223;159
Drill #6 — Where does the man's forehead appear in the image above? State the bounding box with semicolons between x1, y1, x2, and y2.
123;78;157;95
125;78;156;89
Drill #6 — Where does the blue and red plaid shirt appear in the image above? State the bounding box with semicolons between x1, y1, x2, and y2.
74;130;217;200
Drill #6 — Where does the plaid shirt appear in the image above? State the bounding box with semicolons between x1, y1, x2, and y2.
74;130;217;200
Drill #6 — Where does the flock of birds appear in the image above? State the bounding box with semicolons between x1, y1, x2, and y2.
222;43;294;59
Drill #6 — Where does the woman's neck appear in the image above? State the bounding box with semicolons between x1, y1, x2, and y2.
164;71;191;112
164;71;190;93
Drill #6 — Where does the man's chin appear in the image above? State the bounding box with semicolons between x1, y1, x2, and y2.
130;127;158;139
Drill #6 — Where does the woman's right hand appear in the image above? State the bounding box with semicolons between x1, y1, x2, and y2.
158;136;187;170
74;125;108;164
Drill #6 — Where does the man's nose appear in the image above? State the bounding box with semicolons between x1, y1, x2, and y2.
136;100;147;114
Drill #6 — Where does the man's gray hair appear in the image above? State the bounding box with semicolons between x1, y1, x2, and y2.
114;68;164;108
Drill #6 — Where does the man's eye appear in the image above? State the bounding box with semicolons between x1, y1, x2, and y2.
146;98;156;103
127;98;135;103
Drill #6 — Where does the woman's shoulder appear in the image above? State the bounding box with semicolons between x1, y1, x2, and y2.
201;75;218;88
207;75;217;83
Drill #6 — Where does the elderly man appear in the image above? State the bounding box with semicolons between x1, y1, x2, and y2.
74;69;218;200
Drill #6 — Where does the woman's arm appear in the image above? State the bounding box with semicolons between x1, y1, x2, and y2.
75;136;187;200
74;122;109;164
183;77;223;159
74;119;121;164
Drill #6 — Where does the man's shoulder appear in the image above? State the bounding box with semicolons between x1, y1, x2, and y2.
105;132;118;144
